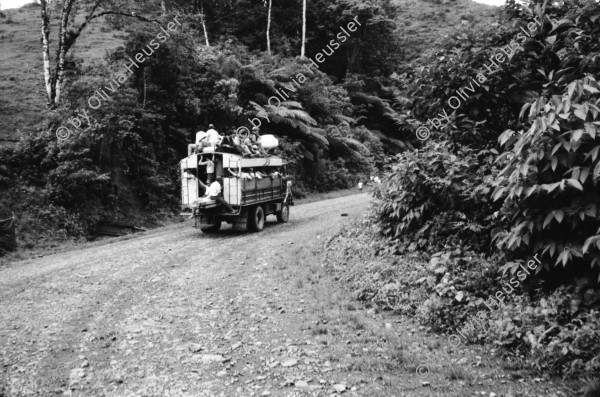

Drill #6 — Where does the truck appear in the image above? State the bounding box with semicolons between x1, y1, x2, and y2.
180;151;293;233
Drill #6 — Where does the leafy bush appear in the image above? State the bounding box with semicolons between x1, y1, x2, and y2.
373;141;498;252
493;75;600;280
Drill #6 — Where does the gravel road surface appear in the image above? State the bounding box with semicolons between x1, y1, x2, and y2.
0;194;571;397
0;194;383;397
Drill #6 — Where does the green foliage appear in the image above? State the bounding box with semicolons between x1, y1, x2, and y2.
358;0;600;380
493;75;600;279
373;142;498;252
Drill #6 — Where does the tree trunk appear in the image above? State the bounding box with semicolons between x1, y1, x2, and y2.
200;1;209;46
266;0;272;55
54;0;75;105
40;0;53;106
38;0;161;108
300;0;306;58
201;16;209;46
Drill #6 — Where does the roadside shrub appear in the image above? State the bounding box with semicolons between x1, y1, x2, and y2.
372;141;498;252
492;75;600;281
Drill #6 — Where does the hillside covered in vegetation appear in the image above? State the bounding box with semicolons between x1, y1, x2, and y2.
0;0;496;248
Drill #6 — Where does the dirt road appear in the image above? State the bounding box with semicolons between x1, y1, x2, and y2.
0;194;367;396
0;194;570;397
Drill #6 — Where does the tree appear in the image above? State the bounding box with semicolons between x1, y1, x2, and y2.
264;0;272;55
199;0;210;46
39;0;163;107
300;0;306;58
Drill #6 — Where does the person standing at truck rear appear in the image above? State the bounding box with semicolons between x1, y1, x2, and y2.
207;178;235;213
198;155;215;183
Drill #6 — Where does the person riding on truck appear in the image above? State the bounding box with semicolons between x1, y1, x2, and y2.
206;124;222;146
228;167;253;180
206;178;235;213
250;127;268;156
198;154;215;183
188;130;210;156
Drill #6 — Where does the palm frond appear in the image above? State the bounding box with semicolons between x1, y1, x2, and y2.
279;101;303;110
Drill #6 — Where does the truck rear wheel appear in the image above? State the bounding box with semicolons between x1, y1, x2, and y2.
201;220;221;234
248;206;265;232
276;204;290;223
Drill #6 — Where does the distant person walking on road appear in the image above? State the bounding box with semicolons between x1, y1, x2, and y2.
358;181;363;191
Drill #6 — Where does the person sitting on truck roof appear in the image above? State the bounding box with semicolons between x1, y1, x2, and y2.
231;134;248;156
196;130;209;145
189;130;213;156
206;124;222;146
207;178;235;213
249;130;268;156
241;136;260;157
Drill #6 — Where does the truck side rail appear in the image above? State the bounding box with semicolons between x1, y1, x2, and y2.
240;176;284;206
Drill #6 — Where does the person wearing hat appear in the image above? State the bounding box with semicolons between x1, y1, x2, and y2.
188;130;211;155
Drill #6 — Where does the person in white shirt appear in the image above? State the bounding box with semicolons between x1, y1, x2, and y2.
206;124;222;146
233;134;253;156
196;130;208;145
198;155;215;183
358;181;363;191
188;130;211;156
207;178;234;213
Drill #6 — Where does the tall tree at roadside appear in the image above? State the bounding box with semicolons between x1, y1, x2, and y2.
300;0;306;58
199;0;210;46
39;0;162;107
264;0;272;54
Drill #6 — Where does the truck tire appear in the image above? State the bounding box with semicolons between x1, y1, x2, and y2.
201;220;221;234
248;205;265;232
276;203;290;223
